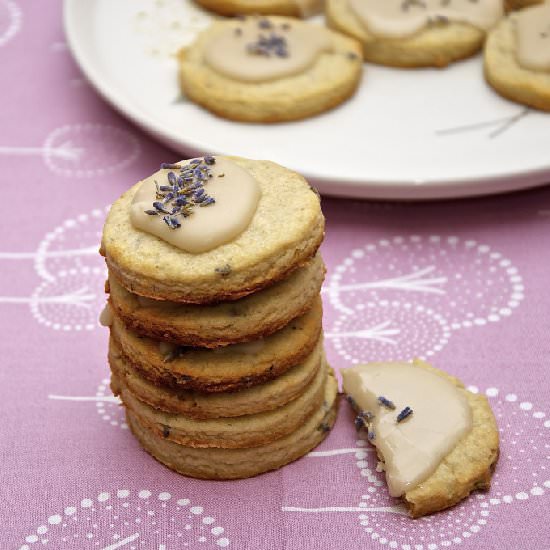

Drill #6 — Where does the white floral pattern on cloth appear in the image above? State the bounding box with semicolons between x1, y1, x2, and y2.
0;124;140;177
0;0;21;47
325;236;524;362
0;207;108;331
283;386;550;549
18;489;230;549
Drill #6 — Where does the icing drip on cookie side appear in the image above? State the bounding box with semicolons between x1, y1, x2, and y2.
348;0;503;39
342;361;472;497
515;3;550;72
130;157;261;254
203;19;332;83
99;303;113;327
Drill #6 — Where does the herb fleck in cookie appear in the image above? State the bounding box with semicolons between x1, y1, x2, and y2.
343;359;499;518
485;2;550;111
101;156;324;303
178;16;363;122
326;0;503;68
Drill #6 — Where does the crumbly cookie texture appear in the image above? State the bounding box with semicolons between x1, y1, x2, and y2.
113;360;327;449
352;360;499;518
108;253;325;348
101;157;324;303
505;0;544;10
109;337;324;419
325;0;486;67
126;372;338;479
193;0;320;17
178;18;363;122
110;296;323;393
484;14;550;111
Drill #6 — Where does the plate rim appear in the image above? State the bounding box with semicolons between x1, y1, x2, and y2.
63;0;550;200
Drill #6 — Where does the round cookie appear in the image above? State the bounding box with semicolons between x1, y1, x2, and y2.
108;253;325;347
126;372;338;479
110;296;323;392
325;0;492;68
505;0;544;10
108;336;324;418
114;360;327;448
101;157;325;303
178;17;363;122
193;0;322;17
484;9;550;111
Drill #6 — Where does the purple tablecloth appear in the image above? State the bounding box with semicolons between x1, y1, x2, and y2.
2;2;550;549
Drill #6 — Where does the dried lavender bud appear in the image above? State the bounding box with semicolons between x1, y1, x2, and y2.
378;396;396;410
396;406;413;423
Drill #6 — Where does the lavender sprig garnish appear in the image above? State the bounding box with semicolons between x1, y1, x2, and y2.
145;157;217;229
247;31;288;58
396;406;413;423
378;396;396;410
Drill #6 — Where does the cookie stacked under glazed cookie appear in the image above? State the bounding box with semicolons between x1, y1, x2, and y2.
100;155;337;479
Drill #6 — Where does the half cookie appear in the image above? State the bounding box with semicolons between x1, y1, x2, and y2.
342;360;499;518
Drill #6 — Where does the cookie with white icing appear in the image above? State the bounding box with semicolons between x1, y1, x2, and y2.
342;359;499;518
126;371;338;479
194;0;322;18
107;253;325;348
326;0;503;68
101;156;324;303
177;16;363;122
485;2;550;111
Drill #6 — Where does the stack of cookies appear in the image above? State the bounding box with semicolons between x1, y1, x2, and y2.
100;155;337;479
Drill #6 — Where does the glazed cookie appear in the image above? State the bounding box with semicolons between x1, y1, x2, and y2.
108;336;324;418
126;372;338;479
326;0;503;68
178;17;362;122
109;297;323;392
101;156;324;303
485;3;550;111
194;0;322;17
107;253;325;347
114;360;327;448
343;360;499;518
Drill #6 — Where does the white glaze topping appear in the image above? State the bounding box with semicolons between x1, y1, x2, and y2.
516;2;550;72
342;362;472;497
130;157;261;254
349;0;503;39
203;19;332;83
99;303;113;327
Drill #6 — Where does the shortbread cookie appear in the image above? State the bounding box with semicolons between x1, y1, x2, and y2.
178;17;362;122
326;0;503;68
505;0;544;11
343;360;499;518
108;253;325;347
485;4;550;111
108;336;323;418
126;372;338;479
101;156;324;303
110;296;323;392
114;360;327;448
194;0;322;17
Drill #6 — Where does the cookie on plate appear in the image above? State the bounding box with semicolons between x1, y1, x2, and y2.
108;253;325;347
342;359;499;518
326;0;503;68
485;2;550;111
194;0;323;17
126;371;338;479
177;16;363;122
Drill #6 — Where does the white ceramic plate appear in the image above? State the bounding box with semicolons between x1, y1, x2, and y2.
64;0;550;200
